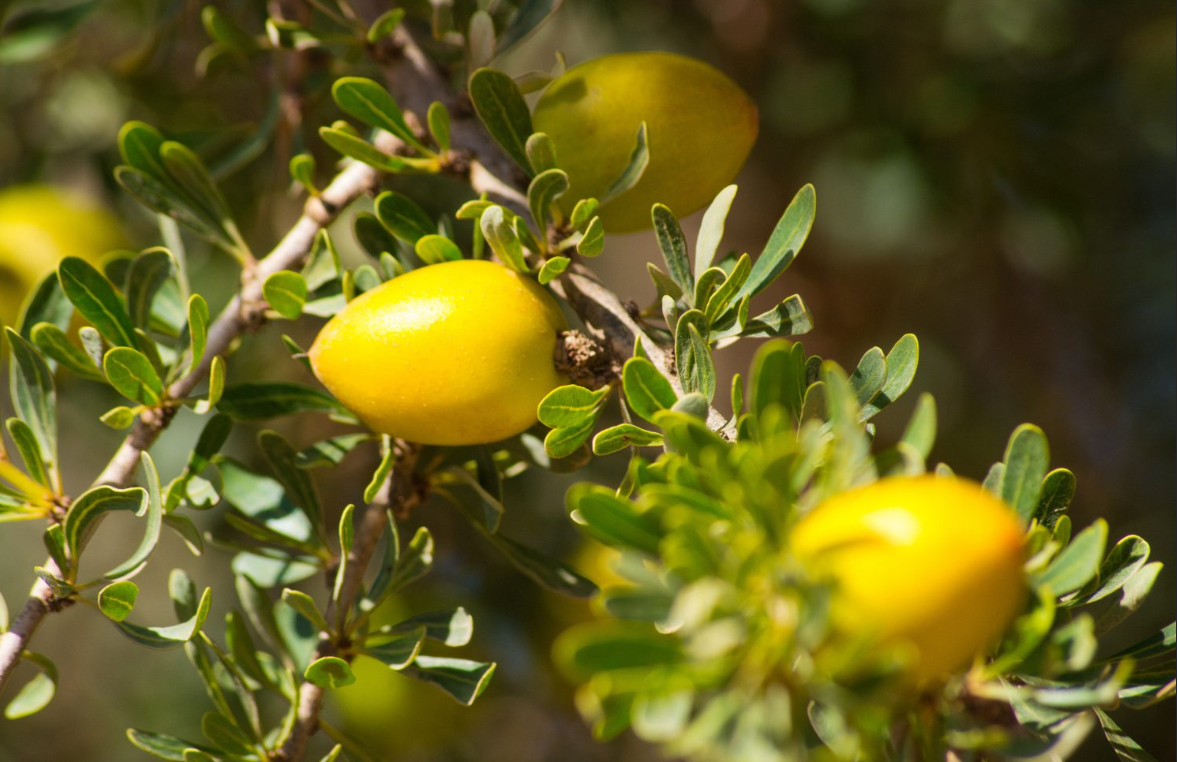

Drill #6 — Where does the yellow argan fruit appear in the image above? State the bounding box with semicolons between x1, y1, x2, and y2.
309;259;567;446
791;476;1026;684
532;51;758;233
0;184;125;326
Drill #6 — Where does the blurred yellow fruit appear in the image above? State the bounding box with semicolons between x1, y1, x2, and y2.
309;260;567;445
791;475;1026;684
532;51;758;233
0;184;125;326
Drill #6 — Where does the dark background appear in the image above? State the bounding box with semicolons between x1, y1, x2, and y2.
0;1;1172;760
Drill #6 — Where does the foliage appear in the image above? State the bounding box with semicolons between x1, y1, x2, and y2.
0;2;1170;762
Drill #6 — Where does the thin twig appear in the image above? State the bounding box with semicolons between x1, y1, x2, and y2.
275;442;422;762
0;144;391;696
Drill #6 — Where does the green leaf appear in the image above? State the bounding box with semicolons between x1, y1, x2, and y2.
158;141;235;233
528;168;569;231
1035;468;1077;528
553;621;681;682
567;484;661;554
331;77;424;152
426;100;451;152
305;656;356;688
362;628;424;670
30;322;103;380
848;347;886;406
3;652;57;719
58;257;137;347
749;339;807;424
538;385;610;428
497;0;562;52
468;67;533;171
1001;423;1051;524
263;271;308;320
652;203;692;296
404;656;495;705
543;420;595;459
679;322;715;400
385;526;432;596
217;382;342;420
200;711;255;758
601;121;650;204
570;198;599;230
900;393;937;460
104;347;163;405
1094;708;1159;762
116;586;211;648
200;6;255;51
1071;536;1152;606
258;430;322;529
592;424;663;455
576;216;605;257
734;183;815;302
525;132;558;175
282;589;330;634
858;333;919;421
1096;561;1164;634
194;355;224;414
6;328;56;472
319;127;408;172
103;452;164;579
367;7;405;43
126;729;217;761
736;294;812;338
622;357;677;423
115;167;225;246
480;205;528;272
98;580;139;621
695;185;738;274
702;254;751;325
294;433;371;469
16;272;72;340
289;152;318;194
414;234;463;265
485;532;597;598
1036;519;1108;595
7;418;50;487
125;249;174;331
364;440;396;504
333;503;355;603
538;256;570;284
388;607;474;647
219;458;314;542
63;485;147;561
375;191;434;245
186;294;209;376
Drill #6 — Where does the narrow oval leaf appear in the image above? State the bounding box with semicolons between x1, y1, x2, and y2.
592;424;664;456
601;121;649;204
104;347;164;405
735;183;815;301
331;77;424;151
622;357;677;423
695;185;738;273
115;586;212;648
404;656;496;705
468;67;534;171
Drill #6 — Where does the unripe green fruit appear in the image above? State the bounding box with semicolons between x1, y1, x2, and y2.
532;51;758;233
309;260;567;446
0;184;125;326
792;476;1026;684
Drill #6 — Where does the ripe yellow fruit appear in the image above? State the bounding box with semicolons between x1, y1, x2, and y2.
532;51;758;233
0;184;124;326
309;260;567;445
791;476;1026;684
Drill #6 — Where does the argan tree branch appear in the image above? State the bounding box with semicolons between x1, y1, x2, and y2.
0;145;391;696
380;27;732;433
275;442;423;762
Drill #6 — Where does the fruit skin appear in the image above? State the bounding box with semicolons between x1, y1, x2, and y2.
791;476;1026;684
532;51;758;233
0;184;125;326
309;259;567;446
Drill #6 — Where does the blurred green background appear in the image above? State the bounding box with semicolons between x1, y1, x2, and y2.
0;0;1172;760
